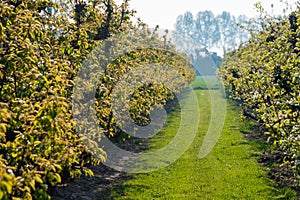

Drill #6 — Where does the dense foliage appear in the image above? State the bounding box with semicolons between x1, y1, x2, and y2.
220;4;300;184
0;0;195;199
94;38;194;135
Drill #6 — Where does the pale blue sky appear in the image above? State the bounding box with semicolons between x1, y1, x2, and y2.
122;0;297;30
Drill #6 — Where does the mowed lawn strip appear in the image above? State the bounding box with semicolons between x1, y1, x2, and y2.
111;76;294;200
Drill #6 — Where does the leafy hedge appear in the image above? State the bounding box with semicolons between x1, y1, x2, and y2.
93;41;195;136
220;4;300;184
0;0;108;198
0;0;195;199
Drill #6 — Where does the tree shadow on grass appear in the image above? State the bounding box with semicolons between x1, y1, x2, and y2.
49;164;133;200
193;86;221;90
49;134;150;200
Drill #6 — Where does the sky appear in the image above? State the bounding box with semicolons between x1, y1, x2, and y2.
122;0;298;30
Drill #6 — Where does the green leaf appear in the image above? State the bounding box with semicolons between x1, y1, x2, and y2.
11;152;17;158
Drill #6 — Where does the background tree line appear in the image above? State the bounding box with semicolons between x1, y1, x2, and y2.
175;10;254;55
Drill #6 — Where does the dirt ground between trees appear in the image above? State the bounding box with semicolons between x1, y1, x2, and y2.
49;135;147;200
50;164;131;200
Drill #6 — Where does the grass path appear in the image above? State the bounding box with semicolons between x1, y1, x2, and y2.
110;77;294;199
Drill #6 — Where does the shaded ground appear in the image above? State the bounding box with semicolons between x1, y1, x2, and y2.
49;135;148;200
50;164;130;200
244;129;300;193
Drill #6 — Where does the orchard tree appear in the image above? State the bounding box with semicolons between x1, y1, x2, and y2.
0;0;133;198
0;0;195;198
220;3;300;185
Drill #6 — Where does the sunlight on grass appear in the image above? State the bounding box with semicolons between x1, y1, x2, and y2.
110;76;296;200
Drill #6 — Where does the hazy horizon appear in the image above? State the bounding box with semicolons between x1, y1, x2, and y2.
120;0;297;30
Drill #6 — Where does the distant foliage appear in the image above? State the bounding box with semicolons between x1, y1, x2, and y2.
220;3;300;184
175;10;253;54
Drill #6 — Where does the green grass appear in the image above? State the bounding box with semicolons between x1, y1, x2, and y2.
111;76;296;200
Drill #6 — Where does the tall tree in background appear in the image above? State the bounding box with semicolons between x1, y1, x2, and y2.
175;11;195;39
236;14;252;44
175;10;252;55
195;11;219;49
217;11;237;53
